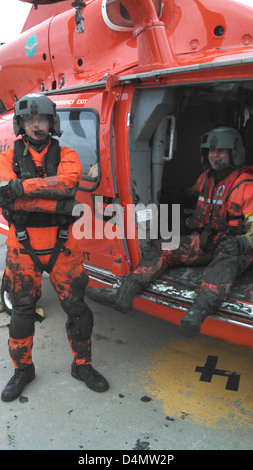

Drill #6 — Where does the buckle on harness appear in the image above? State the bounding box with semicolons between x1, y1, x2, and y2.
16;230;28;242
58;228;69;239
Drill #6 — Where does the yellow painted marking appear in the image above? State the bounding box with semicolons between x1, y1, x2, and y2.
35;307;44;319
141;336;253;429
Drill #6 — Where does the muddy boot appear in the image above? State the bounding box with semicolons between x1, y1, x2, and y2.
179;308;209;336
86;274;145;312
71;362;109;392
86;286;120;309
1;364;35;402
87;246;168;312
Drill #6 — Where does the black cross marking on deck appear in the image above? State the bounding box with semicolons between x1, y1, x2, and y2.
195;355;240;391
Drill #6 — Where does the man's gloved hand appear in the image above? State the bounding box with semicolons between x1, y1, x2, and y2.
218;235;253;256
56;199;83;217
0;179;24;207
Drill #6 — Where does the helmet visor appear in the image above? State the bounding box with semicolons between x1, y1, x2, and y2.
21;114;51;125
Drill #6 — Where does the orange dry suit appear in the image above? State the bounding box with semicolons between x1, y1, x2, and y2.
0;137;93;370
189;167;253;236
98;166;253;314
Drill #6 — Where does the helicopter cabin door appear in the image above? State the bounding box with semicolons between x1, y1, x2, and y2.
52;87;131;282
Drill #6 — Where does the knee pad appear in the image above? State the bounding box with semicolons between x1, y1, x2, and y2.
70;271;89;300
9;302;36;339
61;299;94;340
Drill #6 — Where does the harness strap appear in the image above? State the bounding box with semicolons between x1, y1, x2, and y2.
46;227;69;273
13;138;61;179
12;138;71;272
15;225;69;274
225;178;253;201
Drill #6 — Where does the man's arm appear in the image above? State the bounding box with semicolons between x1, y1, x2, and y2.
20;147;82;200
12;197;78;216
218;176;253;255
0;146;82;206
243;213;253;249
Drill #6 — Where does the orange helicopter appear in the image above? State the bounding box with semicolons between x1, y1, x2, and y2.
1;0;253;348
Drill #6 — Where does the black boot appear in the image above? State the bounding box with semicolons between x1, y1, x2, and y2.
1;364;35;402
179;308;209;336
71;362;109;392
87;249;167;312
86;275;145;313
86;286;119;308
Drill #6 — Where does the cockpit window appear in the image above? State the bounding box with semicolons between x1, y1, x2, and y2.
56;109;100;185
102;0;163;31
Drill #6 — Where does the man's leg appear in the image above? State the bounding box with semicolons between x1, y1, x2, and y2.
87;233;211;312
87;242;169;311
50;235;109;392
180;247;253;336
1;248;41;402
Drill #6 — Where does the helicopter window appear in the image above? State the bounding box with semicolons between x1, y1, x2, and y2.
102;0;162;31
56;109;99;182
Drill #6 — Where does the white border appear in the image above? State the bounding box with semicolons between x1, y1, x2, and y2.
101;0;133;32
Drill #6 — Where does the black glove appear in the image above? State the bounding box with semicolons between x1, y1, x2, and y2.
218;235;253;256
0;179;24;207
56;199;83;217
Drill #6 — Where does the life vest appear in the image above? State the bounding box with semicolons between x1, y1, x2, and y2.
190;168;253;234
12;138;61;180
4;138;75;228
3;138;75;273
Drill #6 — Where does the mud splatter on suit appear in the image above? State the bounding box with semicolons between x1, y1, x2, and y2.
0;94;108;402
0;136;93;370
87;127;253;336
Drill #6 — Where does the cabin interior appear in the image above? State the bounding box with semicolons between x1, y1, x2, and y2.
127;80;253;310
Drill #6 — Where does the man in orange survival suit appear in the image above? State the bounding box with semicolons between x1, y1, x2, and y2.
87;127;253;336
0;93;108;402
